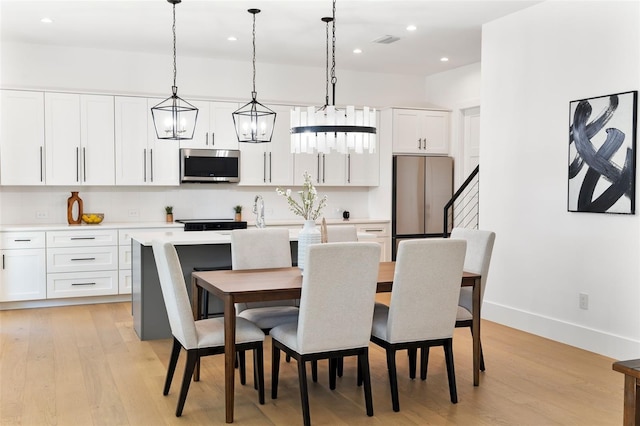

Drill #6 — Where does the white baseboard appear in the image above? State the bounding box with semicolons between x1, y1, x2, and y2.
483;301;640;360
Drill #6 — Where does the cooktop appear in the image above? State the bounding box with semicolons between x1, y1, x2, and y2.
175;219;248;232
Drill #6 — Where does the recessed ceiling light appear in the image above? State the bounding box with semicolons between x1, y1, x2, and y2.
440;57;449;62
353;48;362;54
406;25;417;31
227;36;237;41
40;17;53;24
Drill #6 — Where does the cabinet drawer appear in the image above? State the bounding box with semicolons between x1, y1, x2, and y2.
47;271;118;298
356;224;390;237
47;229;118;248
119;245;132;269
47;246;118;273
1;231;46;249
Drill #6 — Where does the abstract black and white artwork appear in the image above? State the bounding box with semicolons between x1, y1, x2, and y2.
568;91;637;214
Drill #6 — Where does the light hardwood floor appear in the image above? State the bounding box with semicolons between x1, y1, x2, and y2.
0;299;623;425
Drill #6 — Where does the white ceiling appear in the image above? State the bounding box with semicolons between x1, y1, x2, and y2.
0;0;540;76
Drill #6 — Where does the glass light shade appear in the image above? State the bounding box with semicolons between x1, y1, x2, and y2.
290;106;377;154
233;99;276;143
151;91;199;140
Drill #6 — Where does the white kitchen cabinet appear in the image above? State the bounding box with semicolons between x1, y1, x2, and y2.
0;90;45;185
392;109;450;154
45;93;115;185
114;96;179;186
180;100;239;150
294;149;378;187
46;229;119;298
239;105;294;186
117;227;169;295
0;232;47;301
355;223;391;262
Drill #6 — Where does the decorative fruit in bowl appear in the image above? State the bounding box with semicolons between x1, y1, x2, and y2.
81;213;104;224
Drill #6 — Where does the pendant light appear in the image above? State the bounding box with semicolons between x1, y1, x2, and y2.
151;0;198;140
233;9;276;143
290;0;376;154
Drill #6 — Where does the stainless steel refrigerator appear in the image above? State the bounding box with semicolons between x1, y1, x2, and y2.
392;155;453;259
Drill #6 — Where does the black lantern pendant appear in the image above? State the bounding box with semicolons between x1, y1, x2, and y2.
233;9;276;143
151;0;198;140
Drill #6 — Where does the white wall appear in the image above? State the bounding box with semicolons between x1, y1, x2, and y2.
481;0;640;359
0;42;429;224
424;62;481;186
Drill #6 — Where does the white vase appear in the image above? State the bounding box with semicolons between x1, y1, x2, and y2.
297;219;321;272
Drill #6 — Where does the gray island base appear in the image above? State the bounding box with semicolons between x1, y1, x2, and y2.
130;230;299;340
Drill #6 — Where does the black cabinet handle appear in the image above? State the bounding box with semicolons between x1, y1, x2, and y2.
70;237;96;240
70;257;96;261
71;282;96;286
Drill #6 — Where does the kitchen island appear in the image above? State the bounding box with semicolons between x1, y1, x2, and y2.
130;229;301;340
130;220;389;340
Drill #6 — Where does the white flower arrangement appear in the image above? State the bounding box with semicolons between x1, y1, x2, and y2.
276;171;328;220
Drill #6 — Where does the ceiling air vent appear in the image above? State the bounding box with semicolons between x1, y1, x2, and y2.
372;35;401;44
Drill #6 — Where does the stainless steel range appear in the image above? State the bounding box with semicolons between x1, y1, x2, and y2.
175;219;247;232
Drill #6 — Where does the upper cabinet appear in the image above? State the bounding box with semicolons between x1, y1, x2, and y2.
294;149;379;187
45;93;115;185
114;96;179;186
180;101;239;150
0;90;45;185
392;109;450;154
238;105;294;186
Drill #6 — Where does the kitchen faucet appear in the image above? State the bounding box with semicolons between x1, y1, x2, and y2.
253;195;266;228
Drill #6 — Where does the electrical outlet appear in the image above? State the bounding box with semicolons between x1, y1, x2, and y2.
128;209;139;217
36;211;48;219
579;293;589;310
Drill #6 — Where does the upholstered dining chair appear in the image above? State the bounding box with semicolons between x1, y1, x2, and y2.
231;228;299;376
270;242;381;426
312;224;359;381
325;224;358;242
230;228;299;330
450;227;496;371
370;238;466;412
152;240;265;417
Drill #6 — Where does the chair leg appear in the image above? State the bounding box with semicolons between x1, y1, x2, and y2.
443;339;458;404
297;359;312;426
271;344;281;399
238;350;247;385
385;348;400;412
480;340;486;371
337;356;344;377
359;350;374;417
357;356;363;386
286;354;291;363
176;350;199;417
164;338;182;395
311;360;318;383
408;347;417;379
420;347;430;380
329;358;337;390
254;344;265;404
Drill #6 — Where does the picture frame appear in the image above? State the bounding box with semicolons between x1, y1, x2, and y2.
568;90;637;214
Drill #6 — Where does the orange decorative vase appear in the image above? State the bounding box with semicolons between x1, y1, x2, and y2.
67;191;83;225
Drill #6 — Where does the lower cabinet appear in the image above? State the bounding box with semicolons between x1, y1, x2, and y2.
46;229;119;298
118;227;170;295
0;231;47;301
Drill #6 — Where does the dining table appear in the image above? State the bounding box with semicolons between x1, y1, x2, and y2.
191;261;482;423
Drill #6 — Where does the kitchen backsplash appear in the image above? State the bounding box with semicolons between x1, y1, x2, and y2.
0;185;372;225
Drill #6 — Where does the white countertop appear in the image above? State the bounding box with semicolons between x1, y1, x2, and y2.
130;228;376;246
0;222;184;232
246;218;389;227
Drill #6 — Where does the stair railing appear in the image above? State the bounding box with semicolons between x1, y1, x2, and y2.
443;165;479;237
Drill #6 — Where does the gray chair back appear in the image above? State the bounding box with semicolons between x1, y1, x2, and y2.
450;228;496;312
152;240;198;350
297;242;380;354
385;239;466;343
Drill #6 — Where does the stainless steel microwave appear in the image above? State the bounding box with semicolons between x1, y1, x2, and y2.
180;148;240;183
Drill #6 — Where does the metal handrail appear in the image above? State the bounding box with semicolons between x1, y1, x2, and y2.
443;165;480;237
